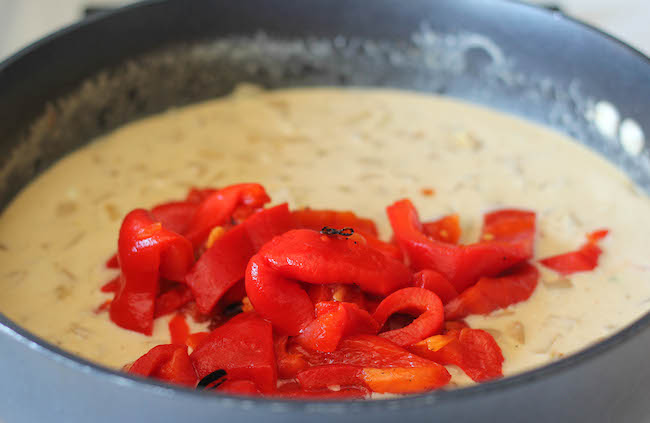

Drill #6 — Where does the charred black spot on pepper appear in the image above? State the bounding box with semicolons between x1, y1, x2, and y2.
197;369;227;390
320;226;355;237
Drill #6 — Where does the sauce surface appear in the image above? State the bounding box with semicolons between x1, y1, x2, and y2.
1;87;649;387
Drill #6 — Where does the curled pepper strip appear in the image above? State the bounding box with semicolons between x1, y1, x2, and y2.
246;229;411;335
110;209;194;335
387;199;535;293
184;183;271;247
539;229;609;275
372;287;445;347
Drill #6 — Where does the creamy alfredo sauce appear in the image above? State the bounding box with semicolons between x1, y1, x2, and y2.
1;87;649;388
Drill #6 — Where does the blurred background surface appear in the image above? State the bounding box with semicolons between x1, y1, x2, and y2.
0;0;649;61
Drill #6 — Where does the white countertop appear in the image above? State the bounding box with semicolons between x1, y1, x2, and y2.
0;0;649;60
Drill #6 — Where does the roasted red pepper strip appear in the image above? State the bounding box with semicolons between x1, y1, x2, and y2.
539;229;609;275
129;344;198;386
412;269;459;304
169;313;190;345
154;284;194;318
257;229;411;296
306;284;367;310
151;201;199;235
482;209;536;257
291;334;440;368
106;254;119;269
274;335;309;379
372;287;444;347
247;229;410;334
292;209;378;237
296;364;449;394
422;214;461;244
110;209;194;335
295;302;379;352
445;263;539;320
190;313;277;393
185;203;294;314
185;187;218;204
100;276;120;293
409;328;504;382
186;331;210;351
387;199;534;292
216;380;260;395
246;256;315;335
184;183;271;246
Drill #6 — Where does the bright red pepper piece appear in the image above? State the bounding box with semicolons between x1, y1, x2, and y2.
409;328;504;382
185;203;294;314
216;380;261;395
151;201;199;235
412;270;459;304
539;229;609;275
274;335;309;379
184;183;271;246
295;302;379;352
444;263;540;320
110;209;194;335
153;284;194;318
190;313;277;393
185;187;218;204
482;209;536;258
100;276;120;293
422;214;461;244
387;199;534;292
129;344;198;386
246;256;315;335
296;365;363;390
247;229;410;335
186;331;210;351
372;287;444;347
169;313;190;345
105;254;119;269
306;284;367;310
291;334;439;368
257;229;411;296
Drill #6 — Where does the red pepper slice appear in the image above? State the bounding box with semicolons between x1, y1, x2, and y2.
444;263;539;320
247;229;410;334
372;287;444;347
274;335;309;379
168;313;190;345
482;209;536;257
153;284;194;318
110;209;194;335
185;187;218;204
412;270;459;304
186;331;210;351
291;334;439;368
306;284;367;310
539;229;609;275
296;364;449;393
292;209;378;237
190;313;277;393
257;229;411;296
246;257;315;335
387;199;534;292
422;214;461;244
216;380;261;395
295;302;380;352
100;276;120;293
184;183;271;246
185;203;294;314
151;201;200;235
409;328;504;382
105;254;119;269
129;344;198;386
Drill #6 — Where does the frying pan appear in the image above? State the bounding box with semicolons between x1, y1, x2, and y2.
1;1;649;422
